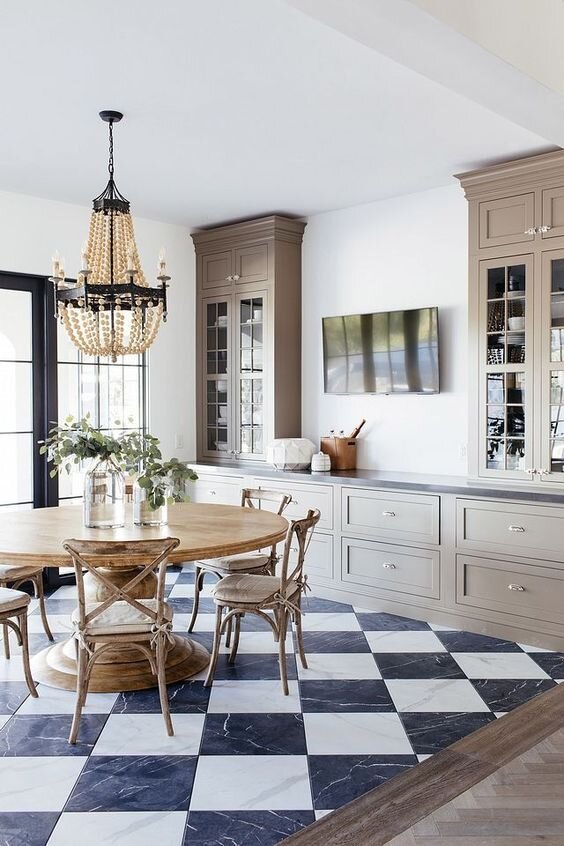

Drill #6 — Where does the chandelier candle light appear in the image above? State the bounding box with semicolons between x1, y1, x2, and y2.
49;110;169;362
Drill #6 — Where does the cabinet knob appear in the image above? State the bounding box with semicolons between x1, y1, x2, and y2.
225;275;233;282
525;468;536;476
508;583;525;592
232;274;240;281
382;562;396;569
538;468;549;476
382;511;396;517
538;225;552;234
524;227;537;235
209;489;217;495
508;525;525;533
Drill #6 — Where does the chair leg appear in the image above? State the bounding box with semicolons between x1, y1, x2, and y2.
34;572;54;642
277;608;289;696
228;614;241;665
2;622;10;659
225;614;233;649
187;566;204;633
156;636;174;736
19;612;38;698
204;604;224;688
69;643;89;744
295;609;308;670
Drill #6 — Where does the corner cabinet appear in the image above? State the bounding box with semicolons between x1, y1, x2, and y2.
458;150;564;487
192;216;306;463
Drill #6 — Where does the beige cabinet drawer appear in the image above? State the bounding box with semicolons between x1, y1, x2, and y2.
456;553;564;625
255;479;333;530
201;250;233;289
342;537;440;600
479;193;535;248
191;474;244;505
457;498;564;563
303;531;333;581
342;488;439;545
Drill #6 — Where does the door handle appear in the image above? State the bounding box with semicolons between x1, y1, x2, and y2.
508;583;525;592
508;525;525;532
382;562;396;569
382;511;396;518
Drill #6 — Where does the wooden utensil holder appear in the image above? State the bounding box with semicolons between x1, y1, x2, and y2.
320;437;357;470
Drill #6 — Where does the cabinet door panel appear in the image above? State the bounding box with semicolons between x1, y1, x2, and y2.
202;296;232;459
542;186;564;239
479;256;533;481
202;251;233;289
341;537;440;601
479;194;535;248
342;488;439;545
234;244;269;284
235;292;268;461
540;249;564;484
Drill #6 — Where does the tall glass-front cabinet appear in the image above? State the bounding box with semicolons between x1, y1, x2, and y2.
458;151;564;486
192;216;305;463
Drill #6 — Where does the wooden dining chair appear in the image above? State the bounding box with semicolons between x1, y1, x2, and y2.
204;508;320;694
63;536;180;744
0;564;53;657
0;587;38;698
187;488;292;639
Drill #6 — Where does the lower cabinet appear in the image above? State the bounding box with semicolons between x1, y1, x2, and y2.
304;531;334;582
341;537;440;602
190;473;245;505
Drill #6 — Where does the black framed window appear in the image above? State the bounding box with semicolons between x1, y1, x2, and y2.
0;272;147;510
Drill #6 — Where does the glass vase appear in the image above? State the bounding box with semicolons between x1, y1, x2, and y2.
83;457;125;529
133;482;169;527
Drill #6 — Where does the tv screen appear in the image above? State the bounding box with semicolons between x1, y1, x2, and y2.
322;306;439;395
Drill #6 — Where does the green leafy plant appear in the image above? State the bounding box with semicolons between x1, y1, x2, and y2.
39;417;198;510
39;414;125;478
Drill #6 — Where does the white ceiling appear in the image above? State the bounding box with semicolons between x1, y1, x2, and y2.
0;0;557;226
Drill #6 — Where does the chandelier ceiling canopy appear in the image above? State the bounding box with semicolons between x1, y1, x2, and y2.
50;110;169;362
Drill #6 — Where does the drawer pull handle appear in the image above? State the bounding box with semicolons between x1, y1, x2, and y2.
508;583;525;592
209;490;217;495
382;511;396;517
382;562;396;570
508;525;525;532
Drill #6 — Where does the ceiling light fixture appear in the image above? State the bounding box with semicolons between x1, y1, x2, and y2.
50;110;169;362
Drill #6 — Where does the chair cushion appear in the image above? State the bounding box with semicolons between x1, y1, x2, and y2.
0;563;42;582
71;599;173;635
0;586;31;614
212;574;297;606
200;552;270;574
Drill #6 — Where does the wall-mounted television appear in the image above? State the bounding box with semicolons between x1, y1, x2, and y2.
322;306;440;395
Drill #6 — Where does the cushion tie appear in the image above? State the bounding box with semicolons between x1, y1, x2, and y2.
273;592;302;618
73;626;94;656
150;621;175;648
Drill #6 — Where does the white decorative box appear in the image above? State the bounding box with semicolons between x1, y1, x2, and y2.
311;451;331;472
266;438;316;470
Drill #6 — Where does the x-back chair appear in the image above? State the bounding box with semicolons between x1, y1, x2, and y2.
204;508;320;694
63;537;179;744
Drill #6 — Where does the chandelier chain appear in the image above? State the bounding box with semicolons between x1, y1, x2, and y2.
108;120;114;177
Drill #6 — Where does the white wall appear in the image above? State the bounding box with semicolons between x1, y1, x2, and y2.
0;190;196;460
302;184;468;474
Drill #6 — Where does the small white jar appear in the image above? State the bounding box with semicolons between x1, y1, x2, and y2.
311;451;331;472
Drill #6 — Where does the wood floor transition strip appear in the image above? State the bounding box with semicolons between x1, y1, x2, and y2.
283;682;564;846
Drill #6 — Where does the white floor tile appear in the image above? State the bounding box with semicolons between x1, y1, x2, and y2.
364;631;446;653
219;630;294;654
452;652;551;679
47;586;77;599
190;755;312;810
17;684;118;715
386;679;491;712
0;757;87;811
208;680;301;713
417;754;432;762
47;812;188;846
173;613;217;632
315;810;333;820
0;715;10;730
165;571;180;584
304;712;412;755
300;613;360;632
297;653;381;680
92;713;205;756
517;643;552;653
0;656;26;681
168;583;214;599
28;615;74;634
429;622;459;632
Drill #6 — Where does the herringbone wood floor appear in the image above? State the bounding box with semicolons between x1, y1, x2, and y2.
386;726;564;845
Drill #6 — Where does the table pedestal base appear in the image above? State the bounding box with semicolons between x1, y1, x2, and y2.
31;635;210;693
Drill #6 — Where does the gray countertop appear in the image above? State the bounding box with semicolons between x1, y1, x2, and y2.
190;461;564;504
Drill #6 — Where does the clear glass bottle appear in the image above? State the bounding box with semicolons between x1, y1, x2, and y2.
133;481;169;527
83;457;125;528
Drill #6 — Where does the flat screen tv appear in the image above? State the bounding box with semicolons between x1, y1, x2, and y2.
322;306;439;395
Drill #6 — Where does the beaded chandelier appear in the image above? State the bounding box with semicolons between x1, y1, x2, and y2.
50;110;169;362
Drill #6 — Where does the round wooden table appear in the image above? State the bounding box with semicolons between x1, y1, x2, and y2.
0;502;288;692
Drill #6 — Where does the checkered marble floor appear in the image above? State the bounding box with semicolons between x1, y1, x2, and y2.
0;565;562;846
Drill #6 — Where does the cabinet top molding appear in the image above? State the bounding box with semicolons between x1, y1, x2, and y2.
455;148;564;200
191;214;306;250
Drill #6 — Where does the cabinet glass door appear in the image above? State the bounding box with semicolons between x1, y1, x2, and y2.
236;293;265;460
480;256;533;478
203;297;231;457
540;250;564;482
